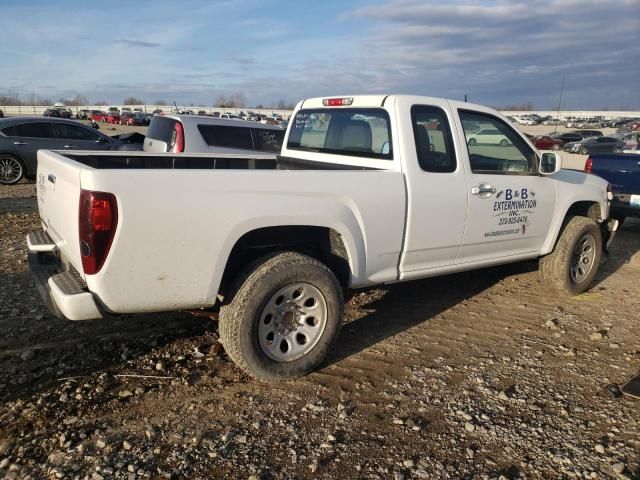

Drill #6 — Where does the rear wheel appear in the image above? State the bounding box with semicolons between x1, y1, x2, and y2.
0;155;25;185
468;138;477;146
579;147;589;155
539;216;602;295
552;143;561;150
499;139;509;147
219;252;344;381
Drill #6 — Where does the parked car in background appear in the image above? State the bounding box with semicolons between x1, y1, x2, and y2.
108;107;119;115
466;128;512;146
577;119;603;129
564;136;624;155
610;132;640;150
548;132;585;146
219;113;242;120
586;153;640;224
570;129;602;138
0;117;142;184
107;112;121;124
91;111;108;122
152;109;163;115
120;112;147;126
43;108;72;119
530;135;563;150
77;109;91;120
144;114;285;155
542;118;562;126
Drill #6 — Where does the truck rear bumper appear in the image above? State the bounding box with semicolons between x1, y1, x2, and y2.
27;231;103;321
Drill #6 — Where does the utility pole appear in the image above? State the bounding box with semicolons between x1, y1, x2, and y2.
555;78;565;133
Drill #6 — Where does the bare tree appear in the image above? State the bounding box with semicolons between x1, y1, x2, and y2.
123;96;144;105
214;95;228;108
154;100;167;106
228;92;246;108
95;100;108;106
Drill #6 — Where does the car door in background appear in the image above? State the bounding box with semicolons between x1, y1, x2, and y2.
53;122;113;151
455;110;556;264
1;121;65;174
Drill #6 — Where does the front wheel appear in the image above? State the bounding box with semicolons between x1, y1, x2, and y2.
219;252;344;381
539;216;602;295
0;155;25;185
552;143;561;150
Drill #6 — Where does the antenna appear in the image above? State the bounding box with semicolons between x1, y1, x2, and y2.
555;78;565;133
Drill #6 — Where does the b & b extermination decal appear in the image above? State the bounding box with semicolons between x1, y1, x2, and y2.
484;188;537;238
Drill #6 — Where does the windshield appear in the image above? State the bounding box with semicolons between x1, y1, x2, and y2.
287;108;392;160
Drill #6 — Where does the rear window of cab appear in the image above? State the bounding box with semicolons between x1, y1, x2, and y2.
287;108;393;160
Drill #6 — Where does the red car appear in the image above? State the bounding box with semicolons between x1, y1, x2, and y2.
120;112;147;126
91;111;108;122
107;113;121;124
531;135;563;150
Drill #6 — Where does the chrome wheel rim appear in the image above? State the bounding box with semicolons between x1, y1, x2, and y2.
258;283;327;362
0;157;22;184
570;234;596;284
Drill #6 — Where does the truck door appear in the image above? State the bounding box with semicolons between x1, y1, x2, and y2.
454;109;556;264
397;98;468;277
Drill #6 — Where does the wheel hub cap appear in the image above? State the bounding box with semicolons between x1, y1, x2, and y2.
570;234;596;284
258;283;328;362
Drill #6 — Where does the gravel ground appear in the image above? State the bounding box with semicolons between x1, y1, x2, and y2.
0;177;639;479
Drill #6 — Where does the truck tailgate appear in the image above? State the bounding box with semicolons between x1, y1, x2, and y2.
36;150;84;275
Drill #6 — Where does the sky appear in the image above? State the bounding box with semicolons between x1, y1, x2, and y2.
1;0;639;109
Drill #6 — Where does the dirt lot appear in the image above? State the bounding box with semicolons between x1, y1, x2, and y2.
0;139;639;479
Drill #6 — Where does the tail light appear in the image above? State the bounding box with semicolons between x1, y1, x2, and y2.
170;121;185;152
584;156;593;173
79;189;118;275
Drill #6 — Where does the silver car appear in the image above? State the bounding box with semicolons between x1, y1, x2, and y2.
143;114;286;155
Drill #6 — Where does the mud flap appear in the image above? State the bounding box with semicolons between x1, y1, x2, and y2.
601;218;619;253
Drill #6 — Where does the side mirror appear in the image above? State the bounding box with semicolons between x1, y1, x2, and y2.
540;152;562;175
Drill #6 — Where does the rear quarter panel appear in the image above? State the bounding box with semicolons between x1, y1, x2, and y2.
79;169;406;313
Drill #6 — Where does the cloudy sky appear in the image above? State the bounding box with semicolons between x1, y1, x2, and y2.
1;0;639;108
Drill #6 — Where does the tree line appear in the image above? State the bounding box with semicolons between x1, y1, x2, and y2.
0;92;296;109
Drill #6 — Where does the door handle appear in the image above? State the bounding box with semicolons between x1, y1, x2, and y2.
47;174;56;184
64;145;76;149
471;183;496;196
13;141;28;145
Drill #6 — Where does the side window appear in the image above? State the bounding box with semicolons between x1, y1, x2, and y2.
252;129;285;153
197;125;254;150
7;122;56;138
55;123;101;141
411;105;456;173
459;110;536;174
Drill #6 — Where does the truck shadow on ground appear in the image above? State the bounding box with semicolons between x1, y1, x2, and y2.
326;261;537;367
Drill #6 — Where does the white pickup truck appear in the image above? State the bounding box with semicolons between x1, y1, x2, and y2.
28;95;618;380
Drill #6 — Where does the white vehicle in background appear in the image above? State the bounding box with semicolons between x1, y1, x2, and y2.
143;114;285;155
466;128;513;146
28;94;617;381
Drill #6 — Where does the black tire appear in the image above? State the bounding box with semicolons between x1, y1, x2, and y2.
539;216;602;295
579;147;589;155
219;252;344;381
0;154;25;185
